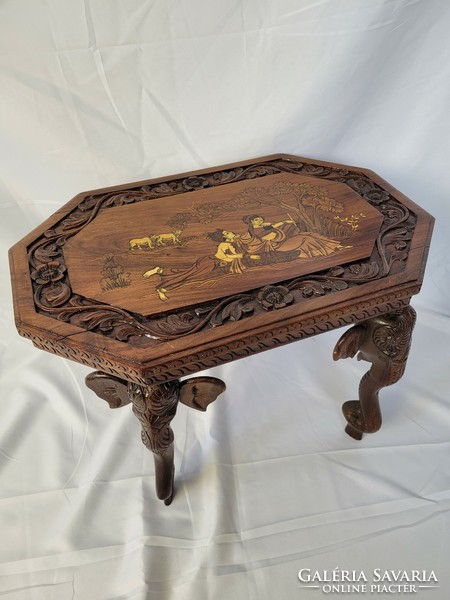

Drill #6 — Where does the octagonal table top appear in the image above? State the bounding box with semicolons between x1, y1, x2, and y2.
9;154;434;385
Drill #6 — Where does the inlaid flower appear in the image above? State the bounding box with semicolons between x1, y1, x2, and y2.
363;189;390;205
31;261;66;285
183;176;208;190
257;285;294;310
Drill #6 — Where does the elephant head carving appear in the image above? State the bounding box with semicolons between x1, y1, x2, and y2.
86;372;226;412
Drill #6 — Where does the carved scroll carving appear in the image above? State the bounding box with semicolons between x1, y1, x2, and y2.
333;305;417;439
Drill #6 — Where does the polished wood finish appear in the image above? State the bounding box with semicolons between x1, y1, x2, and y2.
9;154;434;503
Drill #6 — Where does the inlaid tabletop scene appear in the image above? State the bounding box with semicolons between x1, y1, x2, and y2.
64;173;383;316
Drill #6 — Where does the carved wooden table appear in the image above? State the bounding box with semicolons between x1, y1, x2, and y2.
9;154;434;505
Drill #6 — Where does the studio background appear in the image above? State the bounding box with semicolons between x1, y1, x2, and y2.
1;1;449;598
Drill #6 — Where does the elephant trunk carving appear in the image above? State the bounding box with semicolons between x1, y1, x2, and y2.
333;305;416;440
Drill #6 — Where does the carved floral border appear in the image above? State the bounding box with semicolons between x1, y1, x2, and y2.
27;158;417;343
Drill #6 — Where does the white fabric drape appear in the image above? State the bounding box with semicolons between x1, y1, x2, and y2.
1;1;449;598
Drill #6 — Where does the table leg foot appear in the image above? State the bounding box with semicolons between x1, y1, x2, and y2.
342;401;364;440
333;305;416;440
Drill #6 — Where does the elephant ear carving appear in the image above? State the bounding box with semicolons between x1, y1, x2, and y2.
85;371;131;409
179;376;226;411
333;325;366;361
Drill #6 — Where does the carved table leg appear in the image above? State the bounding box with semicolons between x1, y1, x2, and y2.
333;305;416;440
85;372;225;504
129;381;179;505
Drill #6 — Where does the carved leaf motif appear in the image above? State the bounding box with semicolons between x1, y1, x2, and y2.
43;282;71;307
209;298;255;327
152;182;180;194
61;309;141;340
34;243;61;263
114;323;145;341
104;193;140;207
55;235;68;247
246;166;279;178
390;250;408;263
211;168;245;183
380;204;406;219
152;312;201;335
382;227;413;246
296;281;332;297
345;261;380;279
329;266;345;276
68;310;115;330
78;196;99;211
60;211;90;230
290;277;348;297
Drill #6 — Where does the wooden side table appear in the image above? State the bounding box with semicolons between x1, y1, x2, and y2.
9;154;434;504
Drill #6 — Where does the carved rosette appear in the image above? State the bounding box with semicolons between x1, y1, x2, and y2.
27;158;417;343
257;285;294;310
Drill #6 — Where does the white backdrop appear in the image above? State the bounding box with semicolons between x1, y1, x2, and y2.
1;1;449;599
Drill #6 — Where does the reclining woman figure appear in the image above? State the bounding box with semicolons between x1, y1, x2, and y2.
143;229;260;301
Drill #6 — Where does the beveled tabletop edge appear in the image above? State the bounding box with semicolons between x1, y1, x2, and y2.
13;270;422;386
